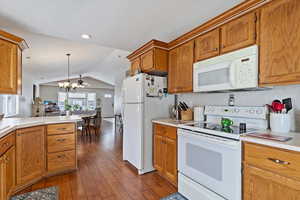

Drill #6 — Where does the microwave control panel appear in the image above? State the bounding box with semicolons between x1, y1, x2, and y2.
235;55;258;88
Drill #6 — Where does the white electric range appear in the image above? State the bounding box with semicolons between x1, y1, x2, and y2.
177;106;268;200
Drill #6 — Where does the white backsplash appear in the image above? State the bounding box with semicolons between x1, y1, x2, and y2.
178;85;300;131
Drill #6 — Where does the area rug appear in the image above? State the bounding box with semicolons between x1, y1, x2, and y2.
161;192;188;200
10;186;58;200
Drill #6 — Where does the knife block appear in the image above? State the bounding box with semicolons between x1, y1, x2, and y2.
180;109;193;121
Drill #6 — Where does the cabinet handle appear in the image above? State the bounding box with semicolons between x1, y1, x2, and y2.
57;128;67;131
268;158;290;165
214;48;218;51
57;154;65;159
57;138;66;142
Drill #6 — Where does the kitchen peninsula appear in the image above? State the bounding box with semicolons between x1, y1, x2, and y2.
0;116;81;199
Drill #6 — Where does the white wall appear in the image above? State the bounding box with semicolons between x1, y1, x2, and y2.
39;85;115;117
114;75;125;115
19;72;35;117
178;85;300;131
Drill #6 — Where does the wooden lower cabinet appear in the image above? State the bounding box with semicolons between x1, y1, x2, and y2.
153;134;164;173
0;132;15;200
16;126;46;185
244;164;300;200
153;123;177;186
243;142;300;200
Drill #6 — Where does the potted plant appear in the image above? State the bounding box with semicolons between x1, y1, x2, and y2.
64;100;72;116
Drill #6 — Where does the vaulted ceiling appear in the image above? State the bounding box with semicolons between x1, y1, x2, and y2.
0;0;243;85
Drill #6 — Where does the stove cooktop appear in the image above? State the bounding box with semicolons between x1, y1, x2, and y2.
184;122;258;135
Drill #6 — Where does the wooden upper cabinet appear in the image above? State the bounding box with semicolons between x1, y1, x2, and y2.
259;0;300;86
220;12;257;54
0;39;18;94
178;40;194;93
130;57;140;76
128;40;168;75
140;49;154;72
194;29;220;62
16;126;46;185
168;40;194;93
0;30;27;95
168;47;179;93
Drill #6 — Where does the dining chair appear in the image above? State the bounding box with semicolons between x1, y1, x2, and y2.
90;110;102;135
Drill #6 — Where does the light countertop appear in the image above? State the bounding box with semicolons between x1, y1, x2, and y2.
152;118;300;152
0;115;82;139
152;118;195;127
241;131;300;152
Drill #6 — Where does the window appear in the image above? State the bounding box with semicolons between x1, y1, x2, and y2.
104;94;112;98
58;92;96;111
0;95;19;117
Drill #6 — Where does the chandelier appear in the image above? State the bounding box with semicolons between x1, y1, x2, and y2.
58;54;82;91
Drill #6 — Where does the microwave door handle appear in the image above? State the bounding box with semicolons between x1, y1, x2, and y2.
229;61;237;87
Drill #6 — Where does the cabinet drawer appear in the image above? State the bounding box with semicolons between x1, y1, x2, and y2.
47;123;75;135
47;150;76;172
154;123;167;136
0;132;15;156
244;142;300;180
47;134;75;153
154;123;177;140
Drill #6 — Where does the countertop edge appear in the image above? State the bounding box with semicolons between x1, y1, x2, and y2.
152;120;179;127
0;118;81;139
241;136;300;152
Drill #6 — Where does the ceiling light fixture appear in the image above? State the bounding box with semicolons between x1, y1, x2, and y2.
81;34;91;39
58;54;79;92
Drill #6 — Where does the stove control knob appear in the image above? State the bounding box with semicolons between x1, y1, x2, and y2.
249;109;255;114
234;108;240;113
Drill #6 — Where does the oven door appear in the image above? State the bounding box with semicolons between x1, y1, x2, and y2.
178;129;241;200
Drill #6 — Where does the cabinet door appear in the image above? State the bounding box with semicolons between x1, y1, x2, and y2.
243;164;300;200
153;134;165;173
221;12;257;54
140;50;154;72
260;0;300;85
0;156;5;200
5;147;15;198
195;29;220;62
130;57;141;76
168;47;179;93
178;40;194;93
16;126;45;185
0;39;18;94
164;137;177;185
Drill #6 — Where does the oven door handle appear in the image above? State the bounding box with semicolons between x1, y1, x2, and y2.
178;131;241;149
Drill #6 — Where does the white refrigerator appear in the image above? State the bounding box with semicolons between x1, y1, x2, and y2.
122;73;174;174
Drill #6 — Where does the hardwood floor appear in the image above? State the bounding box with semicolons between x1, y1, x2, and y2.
17;120;177;200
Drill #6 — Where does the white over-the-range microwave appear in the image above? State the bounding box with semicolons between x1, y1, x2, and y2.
193;45;258;92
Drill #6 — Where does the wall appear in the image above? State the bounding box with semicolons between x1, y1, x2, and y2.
39;85;115;117
19;72;35;117
114;74;126;115
178;85;300;131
